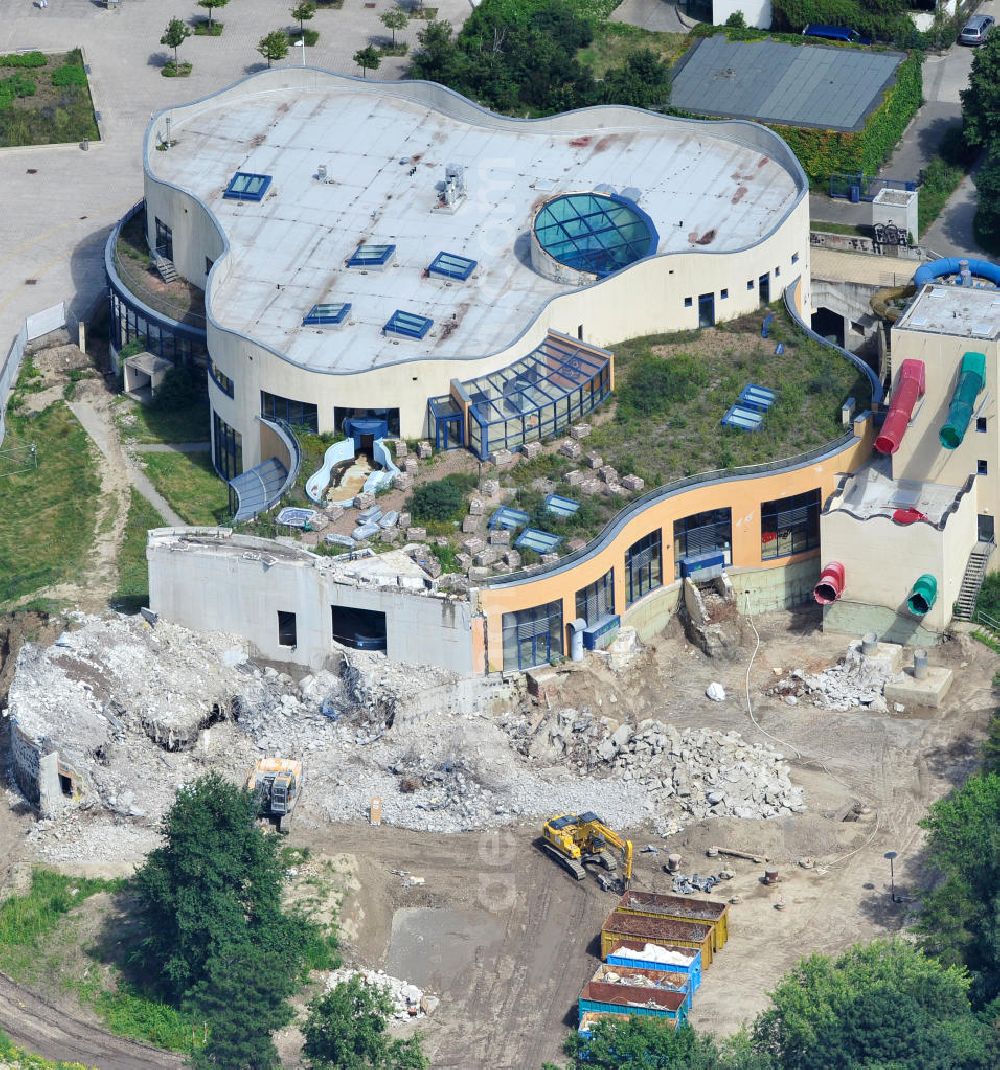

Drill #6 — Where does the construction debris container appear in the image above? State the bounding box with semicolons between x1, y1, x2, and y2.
579;980;689;1024
590;963;693;1011
601;910;715;968
578;1010;637;1037
617;890;729;952
605;940;703;992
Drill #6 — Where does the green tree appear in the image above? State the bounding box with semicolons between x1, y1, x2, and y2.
380;8;408;47
961;34;1000;151
725;10;747;27
601;49;671;110
292;1;317;34
303;977;428;1070
354;46;381;78
160;18;191;65
973;147;1000;254
917;773;1000;1005
983;703;1000;776
753;939;993;1068
198;0;230;30
257;30;291;68
131;774;310;1001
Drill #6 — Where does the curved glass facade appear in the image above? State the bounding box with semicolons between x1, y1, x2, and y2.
533;193;658;278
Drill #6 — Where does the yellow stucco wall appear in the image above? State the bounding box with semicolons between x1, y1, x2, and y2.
479;419;874;672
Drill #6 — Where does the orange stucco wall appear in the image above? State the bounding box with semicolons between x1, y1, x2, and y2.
479;418;874;672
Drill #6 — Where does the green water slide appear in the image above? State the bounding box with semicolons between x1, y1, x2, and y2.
906;574;938;617
939;351;987;449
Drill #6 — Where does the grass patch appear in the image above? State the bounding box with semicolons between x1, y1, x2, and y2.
141;450;230;526
116;394;209;445
0;395;101;608
112;489;167;613
162;61;193;78
377;42;407;56
80;981;202;1053
0;1027;94;1070
811;221;875;238
0;870;122;981
193;20;224;36
972;629;1000;654
0;50;99;147
291;28;321;46
578;22;688;78
918;155;966;236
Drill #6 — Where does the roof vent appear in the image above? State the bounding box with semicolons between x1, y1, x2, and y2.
438;164;466;211
621;186;642;203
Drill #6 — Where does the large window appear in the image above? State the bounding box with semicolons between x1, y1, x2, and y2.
502;600;563;671
673;509;732;576
208;357;234;398
213;411;242;482
576;569;615;627
261;391;318;434
761;489;821;560
626;530;662;606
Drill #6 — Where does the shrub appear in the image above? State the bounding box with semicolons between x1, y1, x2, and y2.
616;352;709;420
52;62;87;88
918;154;965;234
406;472;477;522
724;10;747;27
0;51;46;68
0;72;37;109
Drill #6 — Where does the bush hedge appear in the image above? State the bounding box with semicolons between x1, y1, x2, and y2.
0;51;47;68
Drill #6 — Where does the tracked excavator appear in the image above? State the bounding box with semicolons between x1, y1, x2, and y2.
539;812;633;891
245;758;303;834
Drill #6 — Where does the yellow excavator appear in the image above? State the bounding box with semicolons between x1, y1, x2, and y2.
539;812;633;890
245;758;303;834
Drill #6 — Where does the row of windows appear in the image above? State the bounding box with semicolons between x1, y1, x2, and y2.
261;391;318;434
209;357;234;398
681;255;800;313
213;411;243;482
108;289;206;366
502;489;822;670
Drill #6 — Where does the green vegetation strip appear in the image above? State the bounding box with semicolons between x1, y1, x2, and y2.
0;387;101;608
0;50;98;148
141;451;230;526
113;489;167;612
0;1028;94;1070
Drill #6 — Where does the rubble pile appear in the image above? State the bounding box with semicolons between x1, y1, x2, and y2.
325;967;433;1019
768;645;896;712
505;708;805;830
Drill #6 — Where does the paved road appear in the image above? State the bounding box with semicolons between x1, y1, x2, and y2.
132;440;212;453
0;969;184;1069
809;2;998;255
0;0;474;356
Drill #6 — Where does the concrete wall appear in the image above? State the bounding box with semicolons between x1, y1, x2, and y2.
621;582;682;642
140;68;810;464
820;476;978;633
890;321;999;522
713;0;772;29
148;533;475;675
729;556;822;615
811;279;882;354
479;419;874;671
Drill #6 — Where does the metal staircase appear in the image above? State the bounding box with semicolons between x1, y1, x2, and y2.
954;540;995;621
153;254;178;283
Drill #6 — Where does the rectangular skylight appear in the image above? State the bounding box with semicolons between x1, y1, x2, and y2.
428;251;477;281
303;302;351;326
384;310;433;339
223;172;272;201
347;243;396;268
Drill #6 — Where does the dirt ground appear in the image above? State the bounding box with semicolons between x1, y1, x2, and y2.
0;605;995;1068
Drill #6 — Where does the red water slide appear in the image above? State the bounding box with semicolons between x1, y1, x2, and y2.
875;359;925;454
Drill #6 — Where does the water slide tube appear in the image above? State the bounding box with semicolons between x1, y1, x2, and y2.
813;561;846;605
306;438;356;503
875;359;925;454
913;257;1000;289
939;351;987;450
363;439;401;495
906;574;938;617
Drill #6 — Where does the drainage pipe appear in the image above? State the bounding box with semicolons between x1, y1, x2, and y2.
940;352;987;450
875;359;925;454
906;574;938;617
813;561;846;605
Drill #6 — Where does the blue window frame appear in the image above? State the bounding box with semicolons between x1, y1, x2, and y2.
384;310;433;339
428;251;477;281
303;302;351;326
348;243;396;268
502;600;563;670
626;530;662;607
223;172;272;201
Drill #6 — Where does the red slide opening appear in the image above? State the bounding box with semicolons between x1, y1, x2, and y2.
813;561;846;605
875;359;925;454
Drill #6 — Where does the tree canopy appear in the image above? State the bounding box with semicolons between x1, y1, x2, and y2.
961;35;1000;151
160;18;191;63
258;30;291;67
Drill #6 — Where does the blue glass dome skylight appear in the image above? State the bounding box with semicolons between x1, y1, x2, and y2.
533;192;658;278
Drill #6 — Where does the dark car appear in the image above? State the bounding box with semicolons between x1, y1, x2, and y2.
959;14;995;45
802;24;872;45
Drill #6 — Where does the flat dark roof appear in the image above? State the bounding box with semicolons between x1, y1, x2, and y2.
671;36;905;132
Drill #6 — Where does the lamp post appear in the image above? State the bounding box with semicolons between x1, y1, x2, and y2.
293;39;305;67
884;850;898;903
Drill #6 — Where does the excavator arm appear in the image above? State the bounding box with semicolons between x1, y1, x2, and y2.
581;819;633;888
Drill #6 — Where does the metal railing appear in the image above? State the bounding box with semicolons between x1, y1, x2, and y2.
261;415;303;505
485;428;861;588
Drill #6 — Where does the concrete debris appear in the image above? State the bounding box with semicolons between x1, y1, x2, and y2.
325;967;428;1020
766;642;897;712
669;870;730;895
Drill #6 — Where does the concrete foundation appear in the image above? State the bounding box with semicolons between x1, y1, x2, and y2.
822;600;946;647
884;665;953;709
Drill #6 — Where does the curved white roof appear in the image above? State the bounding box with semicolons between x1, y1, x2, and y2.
147;71;805;374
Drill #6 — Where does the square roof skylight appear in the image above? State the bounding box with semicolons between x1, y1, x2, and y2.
303;302;351;326
348;243;396;268
384;309;433;339
428;251;477;281
223;172;272;201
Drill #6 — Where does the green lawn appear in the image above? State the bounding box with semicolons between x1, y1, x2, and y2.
116;393;210;445
0;50;100;148
0;397;101;607
112;489;167;613
578;23;688;78
141;450;231;526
